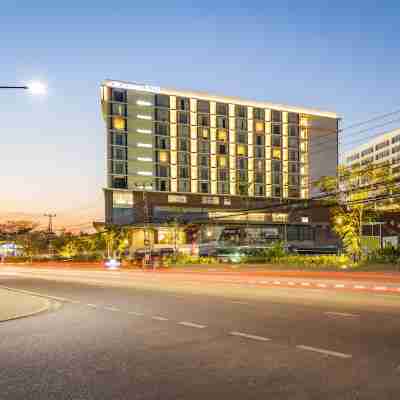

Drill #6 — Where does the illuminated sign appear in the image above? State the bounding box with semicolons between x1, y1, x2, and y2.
106;81;161;93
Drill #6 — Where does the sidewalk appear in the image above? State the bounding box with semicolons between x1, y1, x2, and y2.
0;287;51;322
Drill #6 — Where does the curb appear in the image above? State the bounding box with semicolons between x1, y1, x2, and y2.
0;286;53;323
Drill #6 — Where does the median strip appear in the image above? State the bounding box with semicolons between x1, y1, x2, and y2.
296;345;352;359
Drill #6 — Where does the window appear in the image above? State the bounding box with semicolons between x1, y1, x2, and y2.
288;125;298;137
155;108;169;122
392;135;400;144
177;97;189;111
218;181;229;194
218;156;227;168
216;103;228;116
197;100;210;114
288;113;299;124
111;103;126;116
113;147;126;160
237;144;247;156
199;182;209;193
375;140;390;151
255;147;264;158
178;111;189;124
199;155;209;167
255;184;265;196
289;163;299;173
179;166;189;179
271;110;282;122
289;187;300;198
112;161;126;175
199;140;210;153
272;160;281;172
289;175;300;185
237;158;247;169
253;108;264;121
392;145;400;154
197;114;209;126
375;149;390;160
156;165;169;177
178;138;189;152
156;179;169;192
272;172;281;185
289;150;299;161
178;180;190;192
255;172;264;183
154;122;169;136
217;116;228;129
112;133;126;146
272;186;281;197
361;147;374;157
255;135;264;146
218;143;227;154
255;160;264;171
178;152;190;164
178;125;189;137
112;89;126;102
272;135;281;147
112;176;127;189
235;105;247;118
155;136;170;149
112;116;126;131
218;168;228;180
236;131;247;144
198;127;209;139
200;168;209;180
272;124;281;136
288;137;299;148
272;148;281;159
237;184;248;196
158;151;169;163
155;94;170;108
255;121;264;133
237;170;247;182
236;118;247;130
217;129;228;141
113;191;133;207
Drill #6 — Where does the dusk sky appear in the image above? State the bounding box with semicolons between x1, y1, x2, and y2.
2;1;400;228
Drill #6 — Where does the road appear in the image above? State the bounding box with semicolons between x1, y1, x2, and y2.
1;266;400;399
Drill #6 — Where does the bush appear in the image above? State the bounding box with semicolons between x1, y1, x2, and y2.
163;254;218;267
365;245;400;264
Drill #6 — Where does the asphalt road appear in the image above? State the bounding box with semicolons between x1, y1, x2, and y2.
1;267;400;399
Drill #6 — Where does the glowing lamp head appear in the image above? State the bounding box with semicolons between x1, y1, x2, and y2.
28;81;47;95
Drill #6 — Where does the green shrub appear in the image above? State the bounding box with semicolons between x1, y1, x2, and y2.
163;254;218;266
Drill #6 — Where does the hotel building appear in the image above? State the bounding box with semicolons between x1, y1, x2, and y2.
100;80;339;248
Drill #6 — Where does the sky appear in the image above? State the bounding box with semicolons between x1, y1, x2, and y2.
1;0;400;228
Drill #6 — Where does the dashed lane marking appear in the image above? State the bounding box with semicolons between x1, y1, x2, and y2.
127;311;144;316
104;306;120;312
297;345;352;359
178;321;207;329
325;311;359;318
86;303;97;308
151;316;168;321
230;331;271;342
231;301;250;305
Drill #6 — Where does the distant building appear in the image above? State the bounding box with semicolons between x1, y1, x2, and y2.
100;80;339;249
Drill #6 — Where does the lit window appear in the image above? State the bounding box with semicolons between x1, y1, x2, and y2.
113;191;133;208
112;116;125;130
136;100;152;106
202;128;209;139
137;171;152;176
255;121;264;132
159;151;169;163
218;156;227;168
237;145;246;156
137;157;152;162
137;143;152;148
137;129;152;134
217;129;227;141
272;148;281;159
137;114;152;120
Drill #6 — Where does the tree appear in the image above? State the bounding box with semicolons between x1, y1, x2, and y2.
315;163;397;260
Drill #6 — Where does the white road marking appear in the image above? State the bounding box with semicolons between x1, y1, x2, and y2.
374;286;388;291
335;284;345;288
325;311;359;318
0;285;77;303
230;331;271;342
273;281;281;285
288;282;295;286
178;321;207;329
231;301;250;305
317;283;327;288
301;282;310;286
152;316;168;321
104;306;120;312
127;311;144;316
354;285;365;289
297;345;352;359
86;303;97;308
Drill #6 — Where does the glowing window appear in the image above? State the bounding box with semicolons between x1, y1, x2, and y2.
112;116;125;130
237;145;246;156
202;128;209;139
255;121;264;133
272;148;281;159
218;156;227;168
217;129;227;141
159;151;169;163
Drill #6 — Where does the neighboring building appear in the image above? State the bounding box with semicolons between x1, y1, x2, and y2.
100;79;339;249
344;128;400;172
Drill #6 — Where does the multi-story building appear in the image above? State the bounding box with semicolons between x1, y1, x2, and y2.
344;128;400;172
100;80;339;249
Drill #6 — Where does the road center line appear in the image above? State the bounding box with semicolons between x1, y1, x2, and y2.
178;321;207;329
230;331;271;342
325;311;359;318
296;345;352;359
152;316;168;321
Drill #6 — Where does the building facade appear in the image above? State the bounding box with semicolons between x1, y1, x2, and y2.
100;80;339;248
